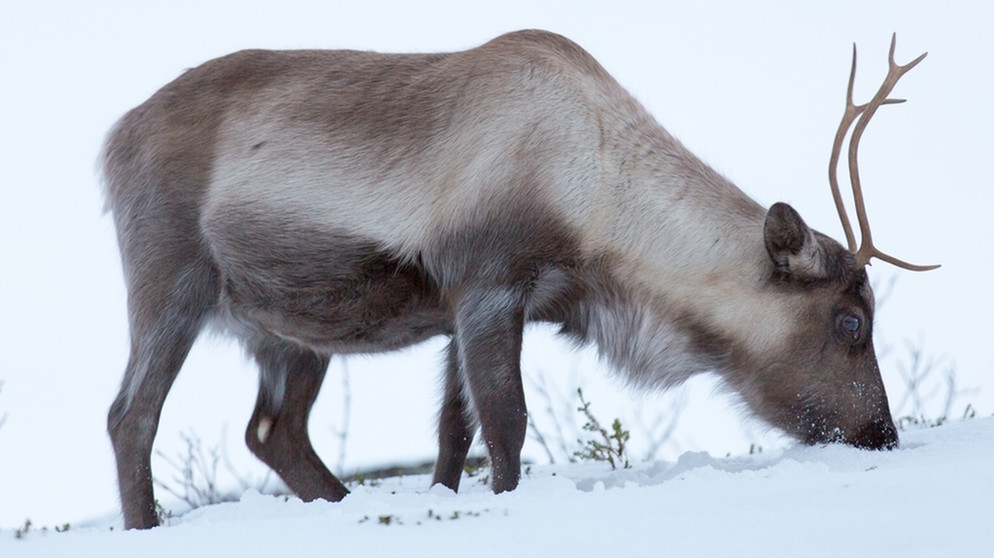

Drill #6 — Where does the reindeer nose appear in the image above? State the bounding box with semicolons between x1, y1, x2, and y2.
851;418;899;450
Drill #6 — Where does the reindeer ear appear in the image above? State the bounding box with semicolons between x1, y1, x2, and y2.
764;202;826;280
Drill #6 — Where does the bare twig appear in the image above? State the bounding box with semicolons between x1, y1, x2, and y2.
525;370;581;464
154;431;233;509
634;387;687;461
0;380;7;430
154;429;285;514
892;338;974;429
330;358;352;475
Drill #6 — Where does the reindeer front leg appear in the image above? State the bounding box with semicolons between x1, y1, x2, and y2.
453;286;528;494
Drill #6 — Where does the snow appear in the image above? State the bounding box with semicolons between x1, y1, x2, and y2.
4;417;991;557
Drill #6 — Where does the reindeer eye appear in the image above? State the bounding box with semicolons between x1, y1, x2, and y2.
835;312;866;344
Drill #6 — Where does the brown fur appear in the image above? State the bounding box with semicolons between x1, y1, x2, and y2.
102;30;897;529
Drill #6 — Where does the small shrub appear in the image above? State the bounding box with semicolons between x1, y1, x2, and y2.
14;519;32;540
890;339;976;430
573;388;630;470
154;431;238;510
154;500;174;525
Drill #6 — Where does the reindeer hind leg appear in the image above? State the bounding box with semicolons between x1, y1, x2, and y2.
108;256;217;530
244;338;349;502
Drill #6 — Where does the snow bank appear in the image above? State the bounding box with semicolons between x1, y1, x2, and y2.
4;417;991;557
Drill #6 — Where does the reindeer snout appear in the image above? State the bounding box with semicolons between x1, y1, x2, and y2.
851;418;899;450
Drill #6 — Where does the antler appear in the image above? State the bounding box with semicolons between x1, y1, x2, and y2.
828;33;939;271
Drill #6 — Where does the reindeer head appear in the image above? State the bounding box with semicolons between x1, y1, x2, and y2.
743;35;937;449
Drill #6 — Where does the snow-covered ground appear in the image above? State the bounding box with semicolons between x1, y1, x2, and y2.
3;417;990;557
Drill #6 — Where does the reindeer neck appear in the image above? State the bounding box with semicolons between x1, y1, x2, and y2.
598;119;768;286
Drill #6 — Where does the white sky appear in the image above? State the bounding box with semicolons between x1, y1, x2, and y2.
1;0;991;527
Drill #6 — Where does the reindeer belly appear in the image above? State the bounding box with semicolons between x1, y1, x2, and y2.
203;211;449;353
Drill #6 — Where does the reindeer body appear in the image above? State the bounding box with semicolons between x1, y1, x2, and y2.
104;30;900;530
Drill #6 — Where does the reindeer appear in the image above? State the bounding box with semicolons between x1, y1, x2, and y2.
102;30;936;529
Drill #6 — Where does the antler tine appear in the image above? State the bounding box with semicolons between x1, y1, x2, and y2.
828;44;862;253
833;33;939;271
827;44;903;253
